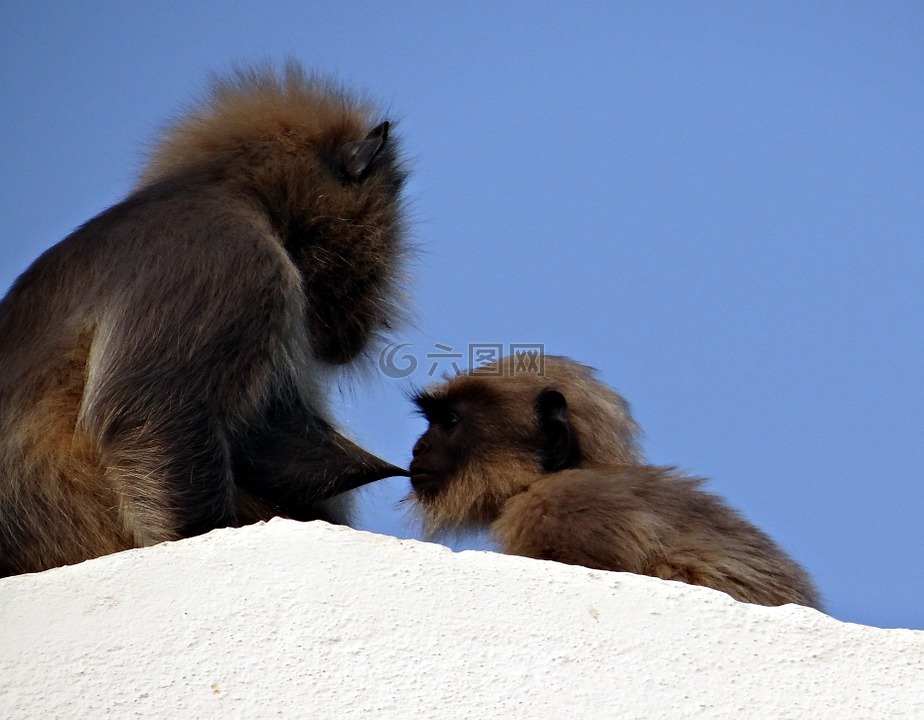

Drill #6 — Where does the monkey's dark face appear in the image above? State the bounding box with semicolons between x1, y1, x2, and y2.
409;393;468;501
409;382;578;505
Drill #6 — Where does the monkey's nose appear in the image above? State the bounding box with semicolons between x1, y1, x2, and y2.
412;437;429;457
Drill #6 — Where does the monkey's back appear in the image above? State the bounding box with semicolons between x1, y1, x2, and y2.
495;465;822;609
0;184;303;576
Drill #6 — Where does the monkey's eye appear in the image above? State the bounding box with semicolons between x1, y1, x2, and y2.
414;394;461;433
428;409;459;433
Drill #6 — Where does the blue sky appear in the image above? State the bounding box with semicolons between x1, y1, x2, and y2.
2;3;922;629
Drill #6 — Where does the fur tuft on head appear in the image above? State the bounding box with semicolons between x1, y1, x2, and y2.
140;61;376;187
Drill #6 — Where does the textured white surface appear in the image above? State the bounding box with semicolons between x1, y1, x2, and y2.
1;519;922;719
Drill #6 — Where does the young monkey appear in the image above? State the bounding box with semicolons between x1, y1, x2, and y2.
409;355;821;609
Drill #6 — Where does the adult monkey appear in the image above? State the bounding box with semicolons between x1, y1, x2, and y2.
0;63;410;577
410;356;821;609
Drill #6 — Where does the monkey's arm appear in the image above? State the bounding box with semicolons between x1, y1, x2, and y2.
77;199;306;543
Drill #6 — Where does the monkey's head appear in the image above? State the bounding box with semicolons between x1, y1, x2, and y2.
409;355;642;535
140;62;409;366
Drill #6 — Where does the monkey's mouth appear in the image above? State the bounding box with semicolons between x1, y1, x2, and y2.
409;469;446;499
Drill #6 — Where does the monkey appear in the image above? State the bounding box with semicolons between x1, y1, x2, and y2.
0;62;412;577
409;355;822;609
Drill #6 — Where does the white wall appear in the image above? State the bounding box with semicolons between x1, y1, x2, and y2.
1;519;922;719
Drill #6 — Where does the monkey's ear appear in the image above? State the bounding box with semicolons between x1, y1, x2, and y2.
536;389;576;472
341;121;390;181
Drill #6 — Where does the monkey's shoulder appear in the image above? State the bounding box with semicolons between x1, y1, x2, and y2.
522;465;706;505
498;465;722;545
498;467;663;533
19;183;287;297
494;468;662;569
87;181;271;246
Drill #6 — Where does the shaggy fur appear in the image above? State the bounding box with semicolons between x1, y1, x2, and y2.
0;62;409;576
410;355;821;609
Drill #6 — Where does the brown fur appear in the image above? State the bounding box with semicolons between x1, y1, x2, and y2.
410;355;821;609
0;63;409;576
